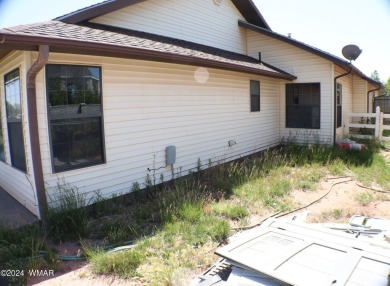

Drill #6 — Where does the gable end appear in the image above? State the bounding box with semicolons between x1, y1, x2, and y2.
56;0;271;30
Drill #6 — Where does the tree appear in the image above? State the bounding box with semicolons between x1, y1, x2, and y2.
370;70;389;95
371;70;381;82
385;77;390;95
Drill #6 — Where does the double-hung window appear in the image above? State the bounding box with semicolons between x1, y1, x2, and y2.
286;83;320;129
46;65;105;172
4;69;27;172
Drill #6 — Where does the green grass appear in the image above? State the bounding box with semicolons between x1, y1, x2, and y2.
0;223;54;286
211;201;249;220
86;248;144;278
2;139;390;285
355;192;375;206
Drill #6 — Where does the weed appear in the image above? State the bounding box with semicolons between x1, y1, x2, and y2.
131;181;141;192
102;218;138;245
355;192;375;206
310;208;353;223
145;173;153;189
88;249;144;278
45;181;88;241
89;190;115;218
211;201;249;220
5;138;388;285
0;223;54;286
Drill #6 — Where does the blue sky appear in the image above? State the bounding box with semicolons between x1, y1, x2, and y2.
0;0;389;81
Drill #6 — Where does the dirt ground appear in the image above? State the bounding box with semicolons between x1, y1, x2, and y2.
28;151;390;286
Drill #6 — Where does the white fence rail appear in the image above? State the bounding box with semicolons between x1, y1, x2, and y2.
345;106;390;142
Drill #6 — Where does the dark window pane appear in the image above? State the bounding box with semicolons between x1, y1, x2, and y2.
7;122;26;172
337;106;342;128
286;83;320;129
51;118;103;172
250;80;260;112
4;69;26;172
0;109;4;162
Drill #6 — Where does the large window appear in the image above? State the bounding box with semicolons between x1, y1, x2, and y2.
5;69;27;172
250;80;260;112
286;83;320;129
336;83;342;128
46;65;105;172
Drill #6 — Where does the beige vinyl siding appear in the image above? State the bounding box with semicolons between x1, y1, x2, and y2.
352;75;368;113
367;82;379;113
34;52;281;204
334;66;353;139
90;0;247;54
0;51;39;217
246;30;333;144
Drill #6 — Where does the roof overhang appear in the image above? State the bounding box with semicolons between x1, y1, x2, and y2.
0;33;295;80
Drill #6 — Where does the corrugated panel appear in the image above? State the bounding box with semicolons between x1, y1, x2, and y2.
0;51;39;216
247;30;333;144
34;52;281;204
89;0;247;54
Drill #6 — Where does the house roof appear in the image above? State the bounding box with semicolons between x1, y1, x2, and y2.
239;20;382;88
0;21;295;80
55;0;271;30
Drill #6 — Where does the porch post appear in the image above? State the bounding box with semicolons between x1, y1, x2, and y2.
375;106;381;140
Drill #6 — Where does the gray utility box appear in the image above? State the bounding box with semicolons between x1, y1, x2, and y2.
166;146;176;165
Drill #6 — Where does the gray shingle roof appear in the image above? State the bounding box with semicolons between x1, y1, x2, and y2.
0;21;295;79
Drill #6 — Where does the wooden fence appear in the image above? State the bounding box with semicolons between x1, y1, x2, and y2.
345;106;390;142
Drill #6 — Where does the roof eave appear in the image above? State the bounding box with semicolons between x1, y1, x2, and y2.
231;0;271;30
56;0;147;24
0;34;295;80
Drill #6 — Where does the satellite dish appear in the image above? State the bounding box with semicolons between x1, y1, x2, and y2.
342;45;362;62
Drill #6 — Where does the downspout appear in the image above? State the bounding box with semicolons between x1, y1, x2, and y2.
333;67;352;145
26;45;49;220
367;86;381;113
